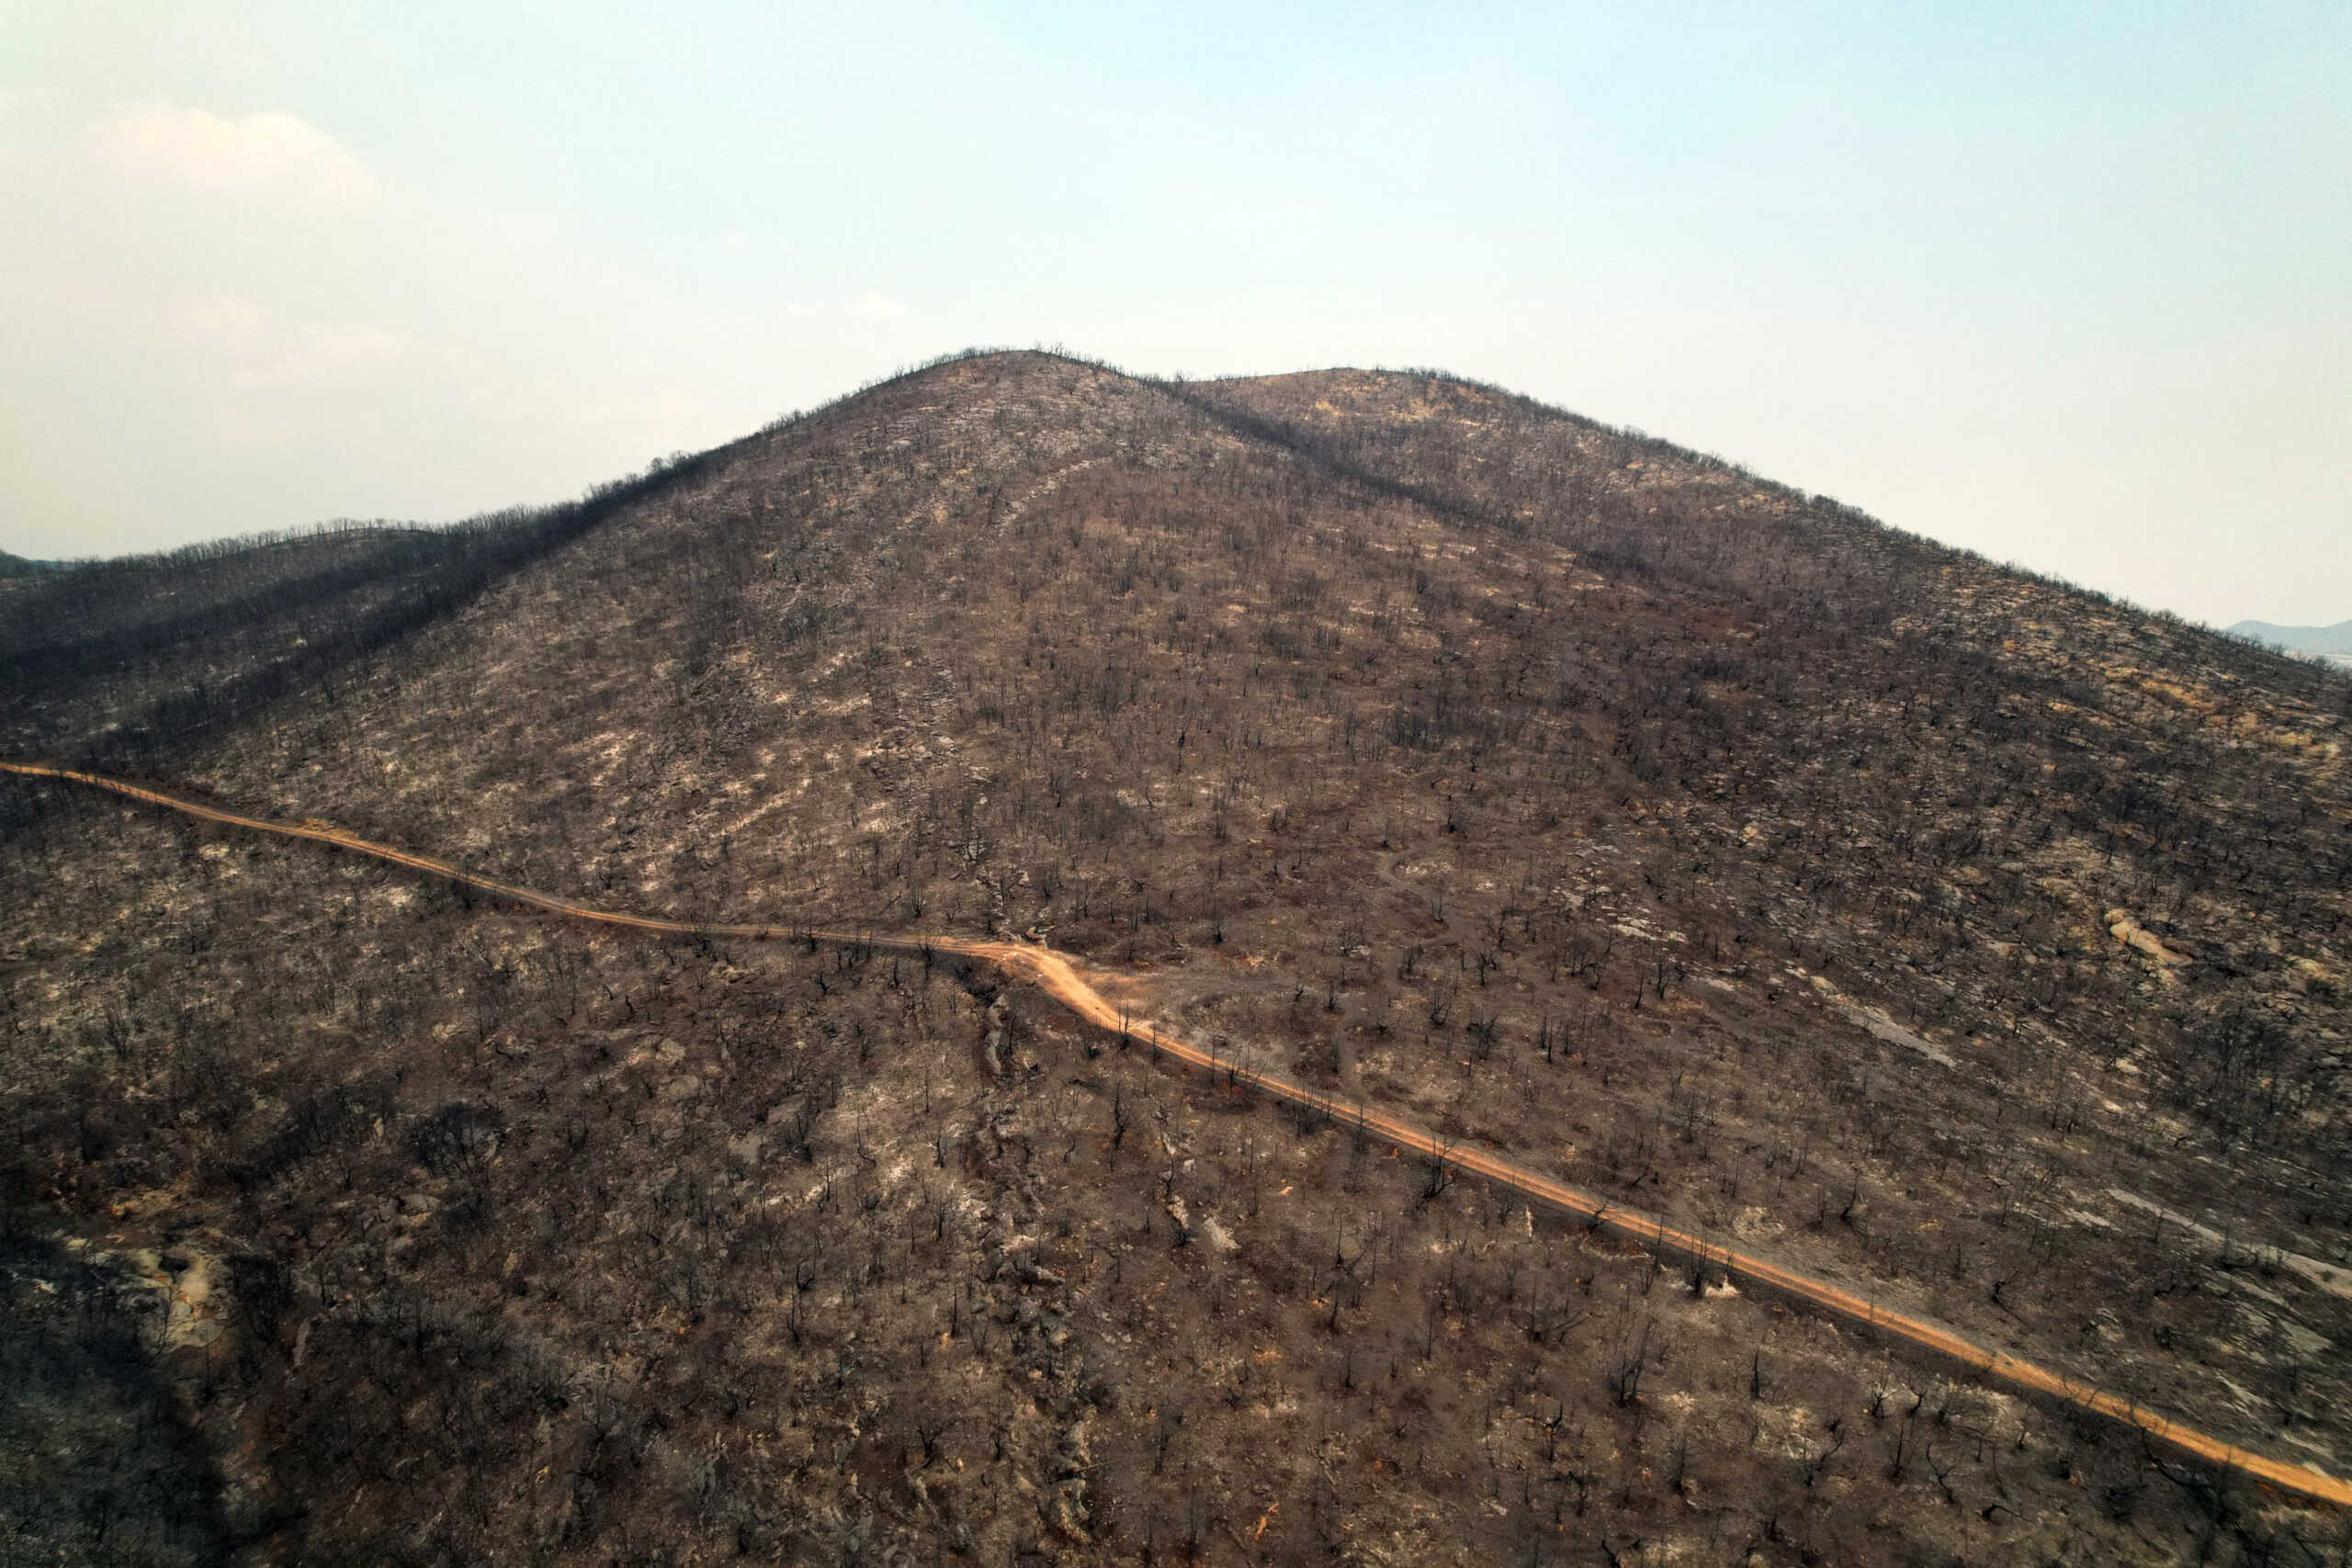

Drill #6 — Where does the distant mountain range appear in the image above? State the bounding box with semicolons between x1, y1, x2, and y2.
0;549;62;577
2228;617;2352;663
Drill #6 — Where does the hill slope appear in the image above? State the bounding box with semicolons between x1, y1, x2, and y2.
4;350;2348;1565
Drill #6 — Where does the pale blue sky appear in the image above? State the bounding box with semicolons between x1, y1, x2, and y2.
4;3;2346;625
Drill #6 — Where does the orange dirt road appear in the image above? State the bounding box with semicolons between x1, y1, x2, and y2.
7;760;2346;1510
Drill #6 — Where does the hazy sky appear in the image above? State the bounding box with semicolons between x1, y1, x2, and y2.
5;3;2346;626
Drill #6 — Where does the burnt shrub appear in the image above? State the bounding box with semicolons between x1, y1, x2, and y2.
411;1102;504;1175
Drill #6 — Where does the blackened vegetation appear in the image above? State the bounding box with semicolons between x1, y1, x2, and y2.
411;1101;506;1175
4;349;2349;1564
0;865;2280;1566
1190;367;2352;1162
0;448;741;782
0;1232;234;1566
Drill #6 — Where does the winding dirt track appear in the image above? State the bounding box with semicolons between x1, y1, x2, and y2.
8;760;2348;1509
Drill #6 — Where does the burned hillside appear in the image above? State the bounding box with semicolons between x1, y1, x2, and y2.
5;349;2348;1564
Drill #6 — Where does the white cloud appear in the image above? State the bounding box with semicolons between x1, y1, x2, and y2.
228;320;410;390
163;293;408;386
90;103;371;200
179;295;273;354
783;291;914;322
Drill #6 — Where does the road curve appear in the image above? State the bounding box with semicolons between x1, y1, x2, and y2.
7;759;2347;1510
